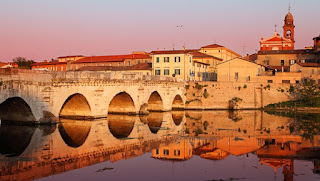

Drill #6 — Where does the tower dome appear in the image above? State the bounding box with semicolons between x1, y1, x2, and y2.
285;12;294;21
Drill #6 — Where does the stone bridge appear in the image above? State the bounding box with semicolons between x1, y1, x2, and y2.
0;69;186;124
0;112;193;180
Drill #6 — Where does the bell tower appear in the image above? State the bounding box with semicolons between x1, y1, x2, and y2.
283;6;295;49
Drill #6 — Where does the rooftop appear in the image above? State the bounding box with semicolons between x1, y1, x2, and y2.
190;51;223;61
76;63;152;71
72;54;151;64
201;44;224;49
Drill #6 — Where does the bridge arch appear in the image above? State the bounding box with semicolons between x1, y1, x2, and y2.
108;92;136;114
59;93;92;119
147;91;164;112
0;97;36;123
172;94;185;110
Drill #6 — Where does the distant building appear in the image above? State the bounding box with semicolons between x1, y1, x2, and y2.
69;52;151;70
0;62;18;69
256;11;320;72
75;63;152;75
260;10;295;51
32;60;67;71
57;55;85;62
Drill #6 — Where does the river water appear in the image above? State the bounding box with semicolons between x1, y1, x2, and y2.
0;110;319;181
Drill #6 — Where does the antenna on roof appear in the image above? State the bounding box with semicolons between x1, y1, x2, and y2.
288;2;291;12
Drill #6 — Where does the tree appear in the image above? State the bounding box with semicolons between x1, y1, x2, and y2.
295;78;320;107
12;57;34;69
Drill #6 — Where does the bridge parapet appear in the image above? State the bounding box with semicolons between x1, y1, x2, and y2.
0;69;186;124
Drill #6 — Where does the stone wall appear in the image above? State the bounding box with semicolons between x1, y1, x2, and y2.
185;81;291;110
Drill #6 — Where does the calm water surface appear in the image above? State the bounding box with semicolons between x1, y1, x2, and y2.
0;111;319;181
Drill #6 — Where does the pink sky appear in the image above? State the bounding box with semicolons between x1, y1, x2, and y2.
0;0;319;62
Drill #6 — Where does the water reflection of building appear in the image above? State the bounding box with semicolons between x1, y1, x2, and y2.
151;139;193;161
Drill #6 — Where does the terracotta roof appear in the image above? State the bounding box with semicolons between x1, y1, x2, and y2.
201;44;224;49
72;54;151;64
76;63;152;71
32;61;67;66
193;60;210;66
190;51;223;61
297;62;320;67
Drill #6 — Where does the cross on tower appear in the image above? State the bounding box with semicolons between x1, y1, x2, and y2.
274;24;277;32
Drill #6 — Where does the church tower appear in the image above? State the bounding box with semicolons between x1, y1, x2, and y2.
283;8;295;49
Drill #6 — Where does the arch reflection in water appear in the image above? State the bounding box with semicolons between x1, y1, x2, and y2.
172;111;184;126
172;95;185;110
58;119;92;148
0;125;36;157
0;97;36;123
140;112;164;134
108;114;136;139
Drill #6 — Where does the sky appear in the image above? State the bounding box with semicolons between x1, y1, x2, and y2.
0;0;319;62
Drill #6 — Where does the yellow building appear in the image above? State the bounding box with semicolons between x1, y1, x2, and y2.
58;55;85;62
217;58;266;83
199;44;242;62
151;139;193;161
290;62;320;83
151;50;210;81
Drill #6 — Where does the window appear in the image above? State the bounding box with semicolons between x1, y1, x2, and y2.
156;149;159;155
177;150;180;156
281;60;285;66
175;56;181;62
164;57;169;63
155;69;161;75
127;61;130;66
290;60;296;65
282;80;290;83
301;59;306;63
145;60;148;63
163;149;169;155
174;68;180;75
235;72;239;80
189;57;192;63
267;80;273;83
156;57;160;63
247;76;250;82
137;60;141;64
164;68;170;75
